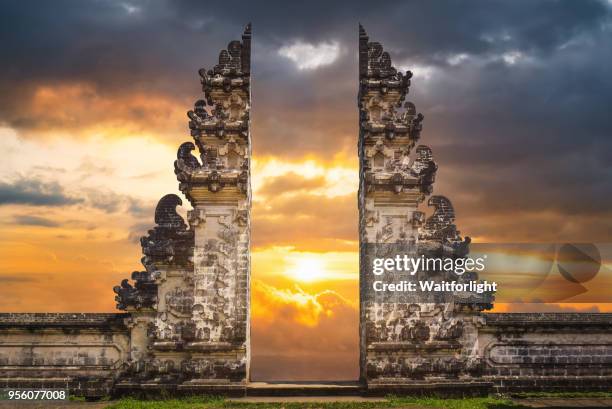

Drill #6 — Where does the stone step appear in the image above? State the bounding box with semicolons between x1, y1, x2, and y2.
231;396;389;403
246;381;363;396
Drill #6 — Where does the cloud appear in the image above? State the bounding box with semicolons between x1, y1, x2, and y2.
13;215;61;227
399;63;437;81
253;159;357;197
0;177;83;207
500;50;525;65
250;280;358;380
278;40;343;70
252;193;357;251
6;83;188;142
81;188;154;217
257;172;327;196
0;175;153;220
120;2;141;15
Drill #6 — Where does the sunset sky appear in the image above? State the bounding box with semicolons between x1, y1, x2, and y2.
1;0;612;381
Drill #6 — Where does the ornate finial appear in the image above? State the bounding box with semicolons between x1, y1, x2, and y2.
243;22;252;37
177;142;200;170
139;194;194;271
154;194;187;229
113;271;157;311
421;195;461;243
242;23;251;74
359;23;367;38
113;279;135;310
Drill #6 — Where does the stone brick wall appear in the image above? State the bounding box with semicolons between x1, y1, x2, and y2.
481;313;612;392
0;313;130;398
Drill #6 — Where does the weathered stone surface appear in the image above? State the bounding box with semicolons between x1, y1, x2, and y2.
112;24;252;394
481;313;612;392
358;25;493;392
0;313;130;398
141;194;194;271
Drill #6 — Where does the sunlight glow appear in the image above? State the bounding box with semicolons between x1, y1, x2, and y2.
251;158;357;198
287;254;327;282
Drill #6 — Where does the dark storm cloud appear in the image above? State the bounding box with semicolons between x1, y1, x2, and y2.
1;0;611;241
0;176;153;219
0;178;83;206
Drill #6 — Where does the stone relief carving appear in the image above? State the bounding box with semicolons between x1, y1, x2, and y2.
420;195;462;244
113;271;157;311
140;194;194;272
114;194;194;313
112;25;251;388
165;287;194;316
359;26;494;386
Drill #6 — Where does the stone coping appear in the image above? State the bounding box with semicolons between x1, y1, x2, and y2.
0;313;130;328
485;313;612;326
2;312;612;326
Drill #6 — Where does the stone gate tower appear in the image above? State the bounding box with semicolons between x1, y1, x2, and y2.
358;25;493;395
112;24;252;395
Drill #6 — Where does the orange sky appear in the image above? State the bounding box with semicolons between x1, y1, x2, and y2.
0;103;364;379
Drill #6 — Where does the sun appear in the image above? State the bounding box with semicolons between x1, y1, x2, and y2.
287;255;326;282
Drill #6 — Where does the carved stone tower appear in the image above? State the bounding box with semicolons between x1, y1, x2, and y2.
113;24;251;395
358;25;492;395
176;21;251;391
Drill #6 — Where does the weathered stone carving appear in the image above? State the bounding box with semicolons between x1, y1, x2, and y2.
140;194;194;272
358;25;493;393
113;271;157;311
411;145;436;193
114;193;193;313
165;287;194;316
111;24;251;394
177;22;251;388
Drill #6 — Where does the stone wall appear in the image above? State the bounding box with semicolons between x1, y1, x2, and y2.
0;313;130;398
481;313;612;392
